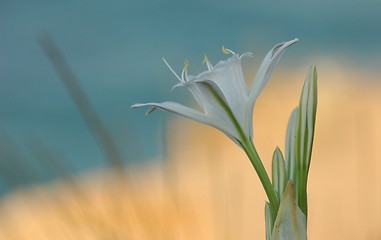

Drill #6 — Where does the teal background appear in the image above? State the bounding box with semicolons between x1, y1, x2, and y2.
0;0;380;193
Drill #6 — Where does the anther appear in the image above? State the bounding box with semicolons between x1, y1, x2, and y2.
222;45;230;55
222;45;235;55
184;60;190;69
203;54;209;63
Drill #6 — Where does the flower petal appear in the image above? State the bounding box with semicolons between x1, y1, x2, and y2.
193;54;248;132
245;39;299;139
249;39;299;100
172;80;234;129
132;101;239;141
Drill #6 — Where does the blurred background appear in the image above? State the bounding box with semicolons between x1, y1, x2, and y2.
0;0;381;239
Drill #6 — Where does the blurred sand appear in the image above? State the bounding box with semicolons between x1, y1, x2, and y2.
1;61;381;239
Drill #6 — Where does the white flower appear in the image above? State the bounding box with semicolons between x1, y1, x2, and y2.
132;39;298;145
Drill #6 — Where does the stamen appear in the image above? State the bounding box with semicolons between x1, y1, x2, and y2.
203;54;208;63
222;45;235;55
184;59;190;69
162;58;183;82
203;54;213;71
181;60;190;81
240;52;254;59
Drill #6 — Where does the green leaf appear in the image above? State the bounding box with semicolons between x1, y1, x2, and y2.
285;108;298;183
265;202;275;240
272;147;287;200
295;65;318;216
271;181;307;240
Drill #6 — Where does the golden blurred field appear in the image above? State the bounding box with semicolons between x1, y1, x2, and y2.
0;60;380;239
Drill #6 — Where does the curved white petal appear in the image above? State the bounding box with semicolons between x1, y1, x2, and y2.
132;102;239;141
245;39;299;139
186;82;228;114
193;54;248;132
172;80;238;135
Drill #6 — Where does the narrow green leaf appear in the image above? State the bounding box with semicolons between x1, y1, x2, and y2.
265;202;275;240
271;181;307;240
285;108;298;183
295;65;318;216
272;147;287;200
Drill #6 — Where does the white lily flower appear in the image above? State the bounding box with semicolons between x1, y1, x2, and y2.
132;39;299;145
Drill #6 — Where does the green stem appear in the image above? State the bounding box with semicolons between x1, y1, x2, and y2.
201;82;279;217
241;138;280;216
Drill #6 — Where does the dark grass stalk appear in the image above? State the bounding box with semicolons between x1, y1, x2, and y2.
40;35;134;238
39;35;124;169
0;131;41;189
